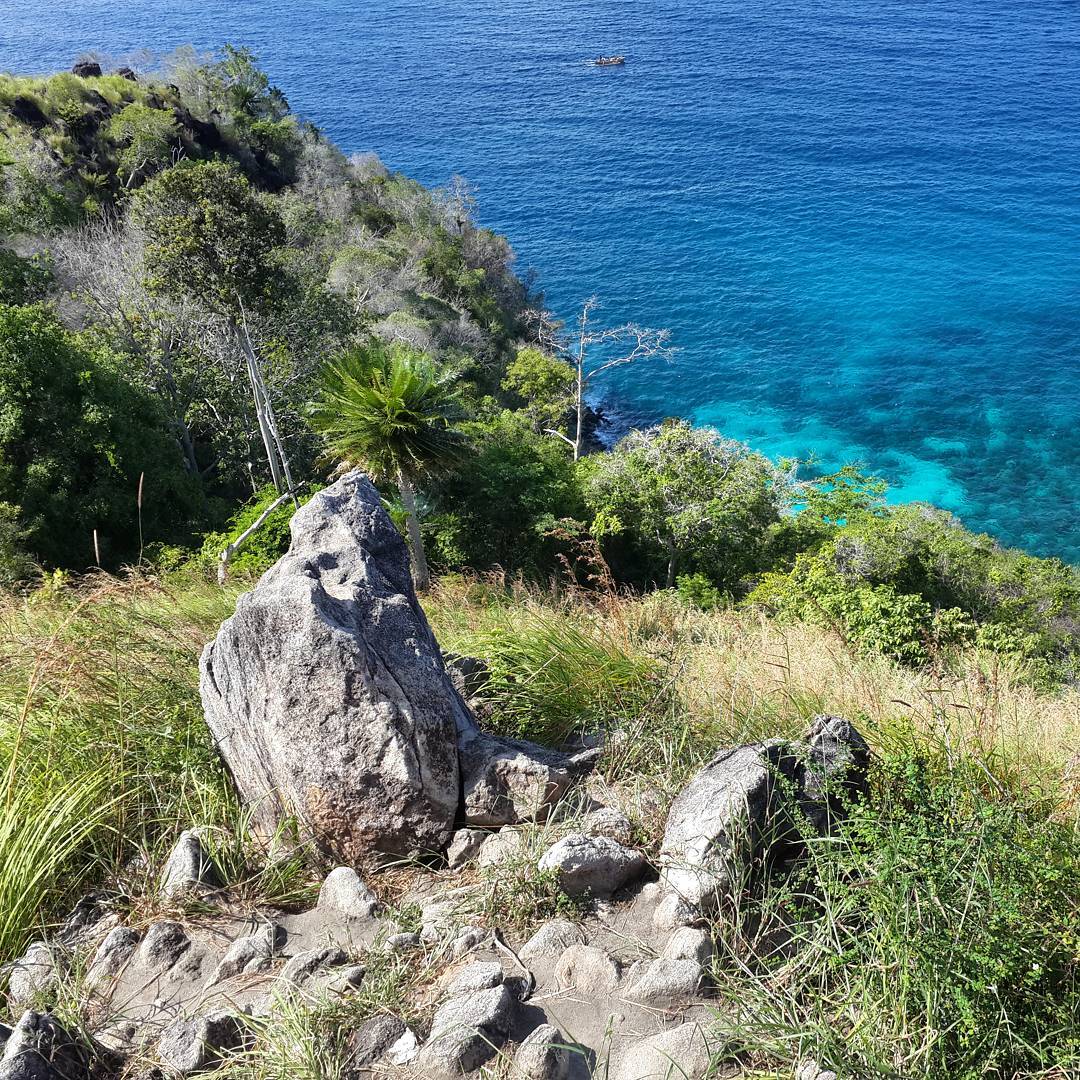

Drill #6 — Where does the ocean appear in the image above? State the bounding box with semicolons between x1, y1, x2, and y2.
3;0;1079;558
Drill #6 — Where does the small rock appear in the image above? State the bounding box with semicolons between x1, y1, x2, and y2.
349;1014;405;1067
5;944;61;1010
450;925;489;959
797;1060;839;1080
514;1023;572;1079
477;828;526;868
387;1027;419;1065
158;1011;245;1075
384;932;420;952
139;921;191;970
204;924;284;988
444;653;491;700
446;828;488;870
86;926;140;990
417;983;517;1078
161;830;219;900
444;961;503;994
538;833;645;898
610;1022;719;1080
624;956;703;1007
1;1010;96;1079
317;867;379;920
114;66;137;81
581;807;634;845
554;943;620;994
95;1019;138;1053
652;892;695;932
662;926;713;965
315;964;365;995
520;919;582;965
71;60;102;77
279;946;347;986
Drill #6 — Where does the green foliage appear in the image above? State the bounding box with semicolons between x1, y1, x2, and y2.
105;102;180;185
675;571;724;611
0;304;202;568
753;502;1080;679
0;501;34;586
133;160;286;315
717;741;1080;1077
426;410;583;572
501;345;575;431
199;484;322;578
799;463;888;526
585;418;787;589
0;248;52;305
310;341;469;485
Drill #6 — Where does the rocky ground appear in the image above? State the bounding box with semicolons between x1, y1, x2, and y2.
0;473;860;1080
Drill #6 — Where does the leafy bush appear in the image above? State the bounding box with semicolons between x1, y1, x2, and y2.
675;571;724;611
715;741;1080;1077
200;484;322;577
0;304;203;568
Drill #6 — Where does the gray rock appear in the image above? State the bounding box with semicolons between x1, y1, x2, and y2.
158;1011;245;1075
581;807;634;845
199;471;464;859
450;925;490;959
444;653;491;700
138;921;191;970
554;943;620;994
446;828;488;869
520;919;582;965
459;731;588;827
798;715;870;833
796;1061;839;1080
444;961;503;994
86;926;140;990
279;946;347;985
387;1027;419;1065
314;963;365;995
317;867;379;919
610;1022;720;1080
416;983;517;1078
0;1011;95;1080
476;827;526;868
655;718;868;923
5;944;61;1009
624;956;703;1006
538;833;645;898
349;1014;405;1067
160;831;219;899
204;924;283;988
515;1023;573;1080
384;932;420;952
662;927;713;965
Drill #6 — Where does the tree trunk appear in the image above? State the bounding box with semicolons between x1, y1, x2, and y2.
573;367;584;461
397;473;430;591
665;537;678;589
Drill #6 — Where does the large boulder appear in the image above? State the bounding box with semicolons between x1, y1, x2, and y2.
199;472;464;859
656;716;868;925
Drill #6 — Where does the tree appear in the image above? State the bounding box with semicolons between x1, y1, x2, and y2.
132;160;296;496
426;409;584;572
501;346;576;432
584;419;787;588
0;304;200;567
105;103;180;188
528;297;674;459
310;343;468;589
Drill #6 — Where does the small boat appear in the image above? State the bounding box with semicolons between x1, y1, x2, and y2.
592;55;626;66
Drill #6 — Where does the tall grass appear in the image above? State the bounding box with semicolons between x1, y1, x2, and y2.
0;572;242;960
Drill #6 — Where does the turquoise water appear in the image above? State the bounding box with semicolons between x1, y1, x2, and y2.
4;1;1079;558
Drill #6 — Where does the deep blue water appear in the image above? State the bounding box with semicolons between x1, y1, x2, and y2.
4;1;1080;559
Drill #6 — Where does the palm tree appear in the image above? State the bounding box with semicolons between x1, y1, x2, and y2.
311;343;468;590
